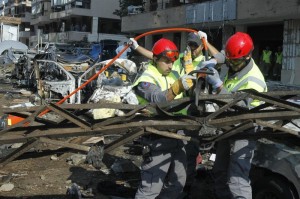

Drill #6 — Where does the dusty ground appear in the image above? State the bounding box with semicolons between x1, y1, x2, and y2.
0;146;143;199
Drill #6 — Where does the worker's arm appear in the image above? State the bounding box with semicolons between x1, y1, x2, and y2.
206;41;219;57
134;82;175;103
135;46;153;60
198;31;225;64
129;38;153;60
135;75;195;103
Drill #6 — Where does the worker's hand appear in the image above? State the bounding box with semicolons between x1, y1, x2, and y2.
198;31;207;42
196;59;217;70
184;46;193;74
181;74;196;90
206;68;223;90
128;38;139;50
171;75;196;95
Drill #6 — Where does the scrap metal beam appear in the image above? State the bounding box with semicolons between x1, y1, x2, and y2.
46;103;91;130
0;119;201;144
208;111;300;126
0;138;39;167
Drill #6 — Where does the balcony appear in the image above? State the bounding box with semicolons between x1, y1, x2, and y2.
122;6;186;33
50;7;91;20
122;0;236;33
19;30;31;38
31;14;50;25
186;0;236;24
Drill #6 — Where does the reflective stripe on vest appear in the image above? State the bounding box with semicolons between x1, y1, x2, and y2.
133;63;182;104
231;76;267;92
224;61;267;108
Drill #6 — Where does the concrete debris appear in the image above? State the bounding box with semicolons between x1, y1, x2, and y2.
0;173;12;185
67;154;87;166
91;95;121;119
50;155;59;161
10;143;23;149
40;175;46;180
66;183;82;199
0;183;14;192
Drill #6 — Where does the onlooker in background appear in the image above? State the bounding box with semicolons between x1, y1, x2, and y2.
273;46;283;81
74;23;80;31
115;42;132;59
82;24;87;32
260;46;272;79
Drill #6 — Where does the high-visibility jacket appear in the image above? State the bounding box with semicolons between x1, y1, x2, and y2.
172;53;205;76
275;52;282;64
262;50;272;64
224;59;267;108
133;63;183;105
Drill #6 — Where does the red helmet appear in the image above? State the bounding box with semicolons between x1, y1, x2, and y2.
225;32;254;59
152;38;179;61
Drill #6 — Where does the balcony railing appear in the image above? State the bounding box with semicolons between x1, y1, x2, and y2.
137;0;211;13
51;0;91;12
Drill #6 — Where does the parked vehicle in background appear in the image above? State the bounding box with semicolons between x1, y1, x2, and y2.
99;39;119;61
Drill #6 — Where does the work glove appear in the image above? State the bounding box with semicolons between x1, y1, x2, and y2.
206;68;223;90
196;59;217;70
171;74;196;95
198;30;207;42
183;46;193;74
128;38;139;50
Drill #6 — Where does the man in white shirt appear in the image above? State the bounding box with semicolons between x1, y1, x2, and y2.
115;42;131;59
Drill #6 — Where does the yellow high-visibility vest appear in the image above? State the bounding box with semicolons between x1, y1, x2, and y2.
172;53;205;76
262;50;272;64
224;59;267;107
133;63;183;105
275;52;282;64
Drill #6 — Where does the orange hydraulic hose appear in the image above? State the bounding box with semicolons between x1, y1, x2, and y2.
37;28;200;117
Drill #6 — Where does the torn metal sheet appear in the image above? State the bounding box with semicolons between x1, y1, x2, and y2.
252;138;300;196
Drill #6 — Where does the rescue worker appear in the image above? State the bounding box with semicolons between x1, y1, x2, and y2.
198;31;267;199
273;46;282;81
129;33;208;192
132;38;196;199
260;46;272;79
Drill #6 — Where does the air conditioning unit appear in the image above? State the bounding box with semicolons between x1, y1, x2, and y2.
127;5;143;15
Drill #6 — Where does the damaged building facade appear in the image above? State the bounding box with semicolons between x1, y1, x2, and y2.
1;0;128;47
121;0;300;85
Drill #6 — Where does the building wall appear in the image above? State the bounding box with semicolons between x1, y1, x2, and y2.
237;0;300;21
90;0;119;19
122;6;186;33
281;19;300;85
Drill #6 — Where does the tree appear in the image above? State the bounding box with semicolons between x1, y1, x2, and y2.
113;0;144;17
